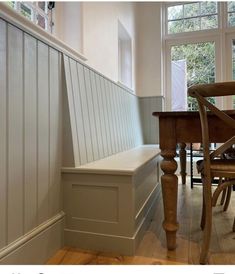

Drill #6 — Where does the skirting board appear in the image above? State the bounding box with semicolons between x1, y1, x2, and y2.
0;212;65;264
64;185;161;256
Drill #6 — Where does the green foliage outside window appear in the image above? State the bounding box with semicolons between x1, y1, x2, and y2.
171;42;216;111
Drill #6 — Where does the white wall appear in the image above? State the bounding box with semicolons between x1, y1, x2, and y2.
53;2;163;98
136;2;163;97
54;2;83;53
82;2;137;91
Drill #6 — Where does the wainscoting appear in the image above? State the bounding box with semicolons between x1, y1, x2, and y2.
63;54;143;167
139;96;164;144
0;7;163;263
0;18;63;262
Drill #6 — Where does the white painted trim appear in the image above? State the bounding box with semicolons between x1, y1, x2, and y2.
0;2;87;62
0;211;65;260
117;81;134;94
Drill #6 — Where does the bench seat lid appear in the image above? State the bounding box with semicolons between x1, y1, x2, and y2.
62;145;160;175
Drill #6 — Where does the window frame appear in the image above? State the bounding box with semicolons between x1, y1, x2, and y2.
163;1;235;111
7;1;52;33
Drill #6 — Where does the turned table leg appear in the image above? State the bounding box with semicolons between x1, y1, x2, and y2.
160;149;179;250
179;143;187;185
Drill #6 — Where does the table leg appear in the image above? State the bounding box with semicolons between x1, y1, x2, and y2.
160;149;179;250
179;143;187;185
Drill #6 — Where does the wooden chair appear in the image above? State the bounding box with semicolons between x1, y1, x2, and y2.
188;82;235;264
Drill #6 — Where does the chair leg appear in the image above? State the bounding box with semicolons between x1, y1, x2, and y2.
200;178;212;265
223;185;232;211
220;188;227;205
219;178;226;205
201;194;205;230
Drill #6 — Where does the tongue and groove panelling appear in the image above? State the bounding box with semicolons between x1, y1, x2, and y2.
0;19;62;250
63;54;143;167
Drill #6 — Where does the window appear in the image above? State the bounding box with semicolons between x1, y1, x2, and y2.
118;21;132;89
167;2;218;34
228;1;235;27
6;1;53;32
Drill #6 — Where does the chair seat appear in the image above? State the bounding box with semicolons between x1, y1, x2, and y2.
197;159;235;178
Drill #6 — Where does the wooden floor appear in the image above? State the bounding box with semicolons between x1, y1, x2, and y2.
47;177;235;265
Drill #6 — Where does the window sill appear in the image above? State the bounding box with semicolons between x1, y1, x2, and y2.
0;2;87;62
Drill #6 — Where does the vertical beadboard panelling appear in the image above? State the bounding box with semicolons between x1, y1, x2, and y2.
104;78;115;154
135;96;143;145
119;87;128;150
107;81;118;153
63;55;80;166
49;48;61;217
0;19;7;248
7;24;24;243
150;97;158;144
24;33;37;233
0;19;62;254
100;77;112;155
128;93;135;147
84;67;99;160
95;73;109;157
63;54;145;166
123;90;132;149
89;70;104;159
111;83;121;152
77;62;94;162
69;58;86;165
37;41;49;225
115;85;125;151
139;96;163;144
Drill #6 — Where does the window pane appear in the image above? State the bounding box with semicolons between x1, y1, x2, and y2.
201;15;218;30
184;18;200;32
184;3;199;18
228;1;235;12
171;42;215;111
228;12;235;27
36;13;46;29
200;2;217;15
7;1;15;8
168;20;183;34
168;5;183;20
20;3;32;20
38;2;47;13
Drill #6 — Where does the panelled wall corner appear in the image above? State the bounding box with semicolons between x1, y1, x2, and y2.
0;12;163;264
0;18;63;264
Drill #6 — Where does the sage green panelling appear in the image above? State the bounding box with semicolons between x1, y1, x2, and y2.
8;24;24;244
63;54;143;167
0;19;62;253
139;96;163;144
0;19;7;249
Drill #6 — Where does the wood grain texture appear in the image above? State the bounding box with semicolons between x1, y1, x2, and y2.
48;180;235;265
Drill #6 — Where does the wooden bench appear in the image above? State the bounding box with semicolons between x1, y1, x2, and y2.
62;55;162;255
62;145;161;255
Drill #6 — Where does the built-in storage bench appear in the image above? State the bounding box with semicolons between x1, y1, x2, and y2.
62;145;161;255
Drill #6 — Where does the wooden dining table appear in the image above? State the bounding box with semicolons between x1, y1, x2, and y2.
152;110;235;251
